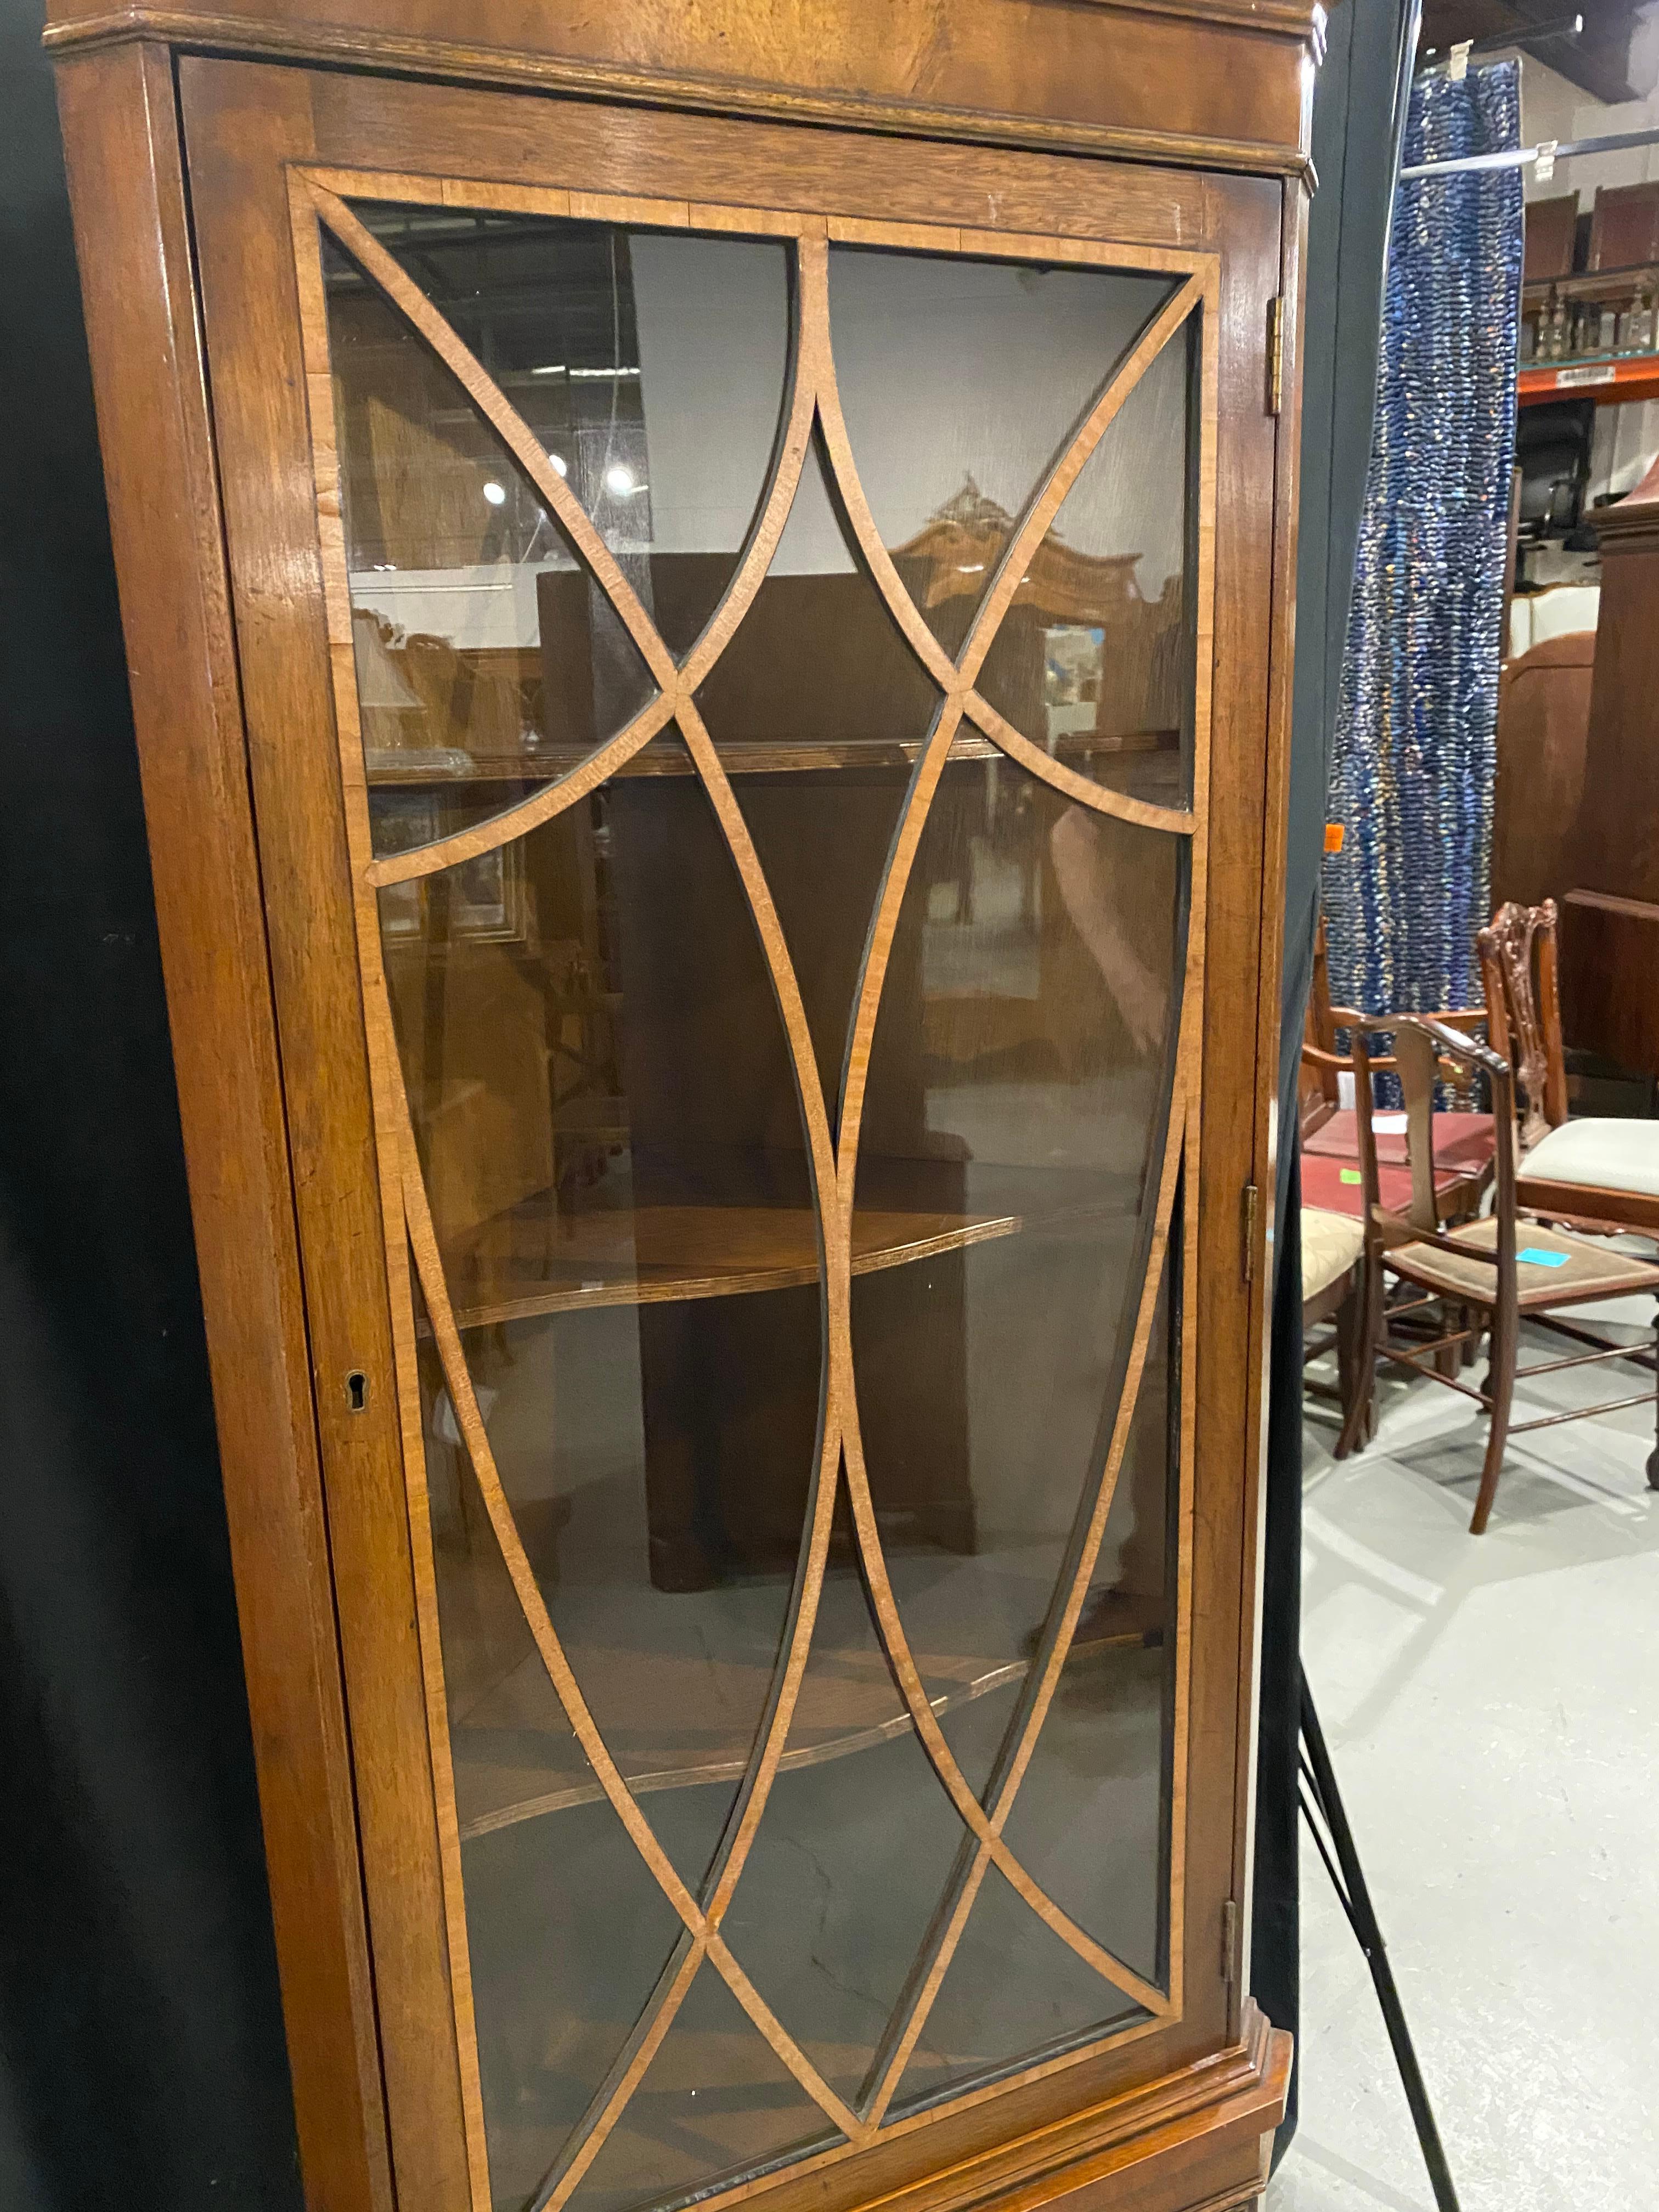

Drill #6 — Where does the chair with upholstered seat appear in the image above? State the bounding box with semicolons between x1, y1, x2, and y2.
1301;1203;1369;1454
1300;917;1496;1222
1479;898;1659;1240
1351;1015;1659;1534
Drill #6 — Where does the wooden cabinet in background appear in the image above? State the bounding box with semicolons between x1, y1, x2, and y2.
1562;453;1659;1080
1590;179;1659;272
1492;630;1597;916
1525;193;1580;282
46;6;1319;2211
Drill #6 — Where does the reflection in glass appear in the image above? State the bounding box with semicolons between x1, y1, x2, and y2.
416;1301;690;2211
720;1572;969;2106
851;759;1185;1787
893;1867;1146;2115
344;205;792;657
353;211;1201;2211
698;431;941;1117
324;233;656;853
385;731;821;1905
569;1965;838;2212
324;213;793;857
975;323;1194;807
827;247;1177;660
996;1244;1177;1990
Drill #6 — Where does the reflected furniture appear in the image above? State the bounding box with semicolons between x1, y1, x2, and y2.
48;5;1320;2210
1560;451;1659;1085
1480;900;1659;1239
1350;1018;1659;1533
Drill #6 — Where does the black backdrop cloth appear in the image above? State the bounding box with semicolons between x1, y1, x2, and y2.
1250;0;1418;2170
0;2;1405;2199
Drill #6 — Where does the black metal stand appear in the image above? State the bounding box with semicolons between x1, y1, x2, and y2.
1298;1665;1463;2212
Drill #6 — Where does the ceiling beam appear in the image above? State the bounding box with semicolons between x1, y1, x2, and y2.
1419;0;1641;105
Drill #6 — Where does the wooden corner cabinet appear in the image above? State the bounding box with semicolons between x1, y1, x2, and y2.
45;6;1317;2210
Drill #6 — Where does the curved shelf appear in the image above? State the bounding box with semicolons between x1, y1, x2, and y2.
444;1199;1025;1330
365;726;1179;786
452;1594;1165;1843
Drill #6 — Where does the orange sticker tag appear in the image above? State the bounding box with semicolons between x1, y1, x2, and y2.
1324;822;1346;854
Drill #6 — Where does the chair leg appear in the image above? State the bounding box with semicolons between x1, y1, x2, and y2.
1648;1304;1659;1493
1470;1306;1516;1536
1335;1258;1379;1460
1334;1285;1359;1457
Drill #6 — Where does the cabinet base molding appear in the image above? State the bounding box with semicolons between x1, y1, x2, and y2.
835;2005;1288;2212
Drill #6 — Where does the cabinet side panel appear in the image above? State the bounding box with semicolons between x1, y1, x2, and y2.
175;55;475;2212
51;40;392;2212
1233;176;1309;2005
1175;171;1285;2055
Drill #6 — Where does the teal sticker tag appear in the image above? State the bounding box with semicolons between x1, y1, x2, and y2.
1340;1169;1362;1186
1518;1246;1569;1268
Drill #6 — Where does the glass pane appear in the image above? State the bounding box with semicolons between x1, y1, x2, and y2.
827;246;1178;661
997;1242;1178;1991
974;322;1195;809
346;205;793;660
416;1308;690;2212
569;1963;839;2212
324;234;659;851
850;758;1185;1795
891;1867;1146;2115
385;732;824;1905
697;431;941;1116
719;1565;969;2107
357;216;1201;2205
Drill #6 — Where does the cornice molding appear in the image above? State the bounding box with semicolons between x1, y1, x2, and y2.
44;4;1321;177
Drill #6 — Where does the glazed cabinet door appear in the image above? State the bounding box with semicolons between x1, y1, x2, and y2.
178;58;1286;2212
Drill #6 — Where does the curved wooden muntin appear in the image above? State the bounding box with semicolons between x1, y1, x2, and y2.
291;168;1217;2212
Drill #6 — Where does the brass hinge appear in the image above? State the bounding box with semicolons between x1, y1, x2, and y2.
1241;1183;1259;1284
1222;1899;1240;1987
1267;295;1285;415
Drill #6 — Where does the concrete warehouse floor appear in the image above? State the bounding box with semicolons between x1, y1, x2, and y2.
1268;1290;1659;2212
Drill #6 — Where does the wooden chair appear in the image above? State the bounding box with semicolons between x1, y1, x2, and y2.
1479;897;1659;1239
1351;1015;1659;1534
1300;916;1497;1217
1301;1201;1370;1456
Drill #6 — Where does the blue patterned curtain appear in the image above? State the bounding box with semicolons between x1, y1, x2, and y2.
1323;63;1523;1022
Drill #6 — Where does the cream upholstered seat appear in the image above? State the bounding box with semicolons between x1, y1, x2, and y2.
1301;1207;1364;1304
1522;1116;1659;1200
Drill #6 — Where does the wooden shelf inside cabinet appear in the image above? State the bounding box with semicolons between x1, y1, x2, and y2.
442;1197;1026;1328
450;1581;1166;1842
363;726;1180;787
433;1155;1143;1329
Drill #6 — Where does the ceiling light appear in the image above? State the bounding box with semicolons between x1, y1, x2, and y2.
604;462;635;496
548;453;569;477
482;480;507;506
530;364;567;376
